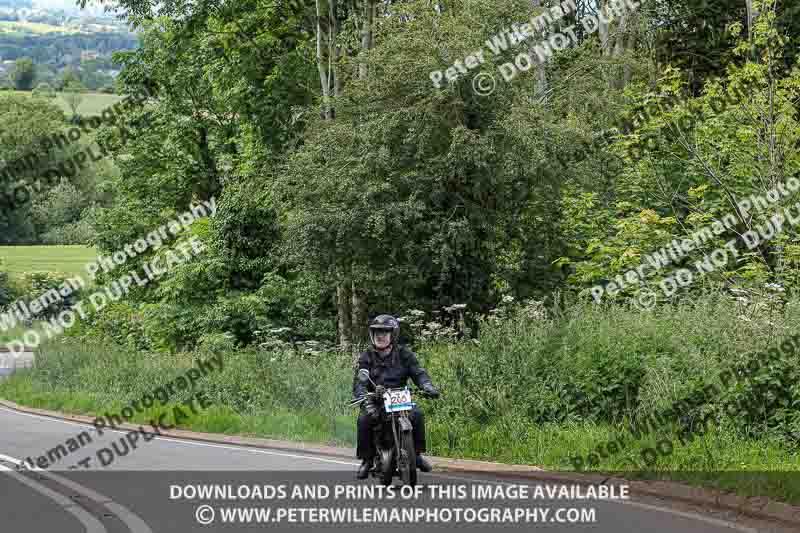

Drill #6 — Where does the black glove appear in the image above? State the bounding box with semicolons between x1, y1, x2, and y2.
421;382;440;398
374;385;386;398
364;397;381;421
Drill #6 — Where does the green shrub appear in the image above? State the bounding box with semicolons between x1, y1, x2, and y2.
718;342;800;440
39;218;96;245
64;301;150;352
16;271;82;318
32;82;55;98
424;295;800;440
0;259;11;308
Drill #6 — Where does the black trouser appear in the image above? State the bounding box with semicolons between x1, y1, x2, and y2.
357;405;426;459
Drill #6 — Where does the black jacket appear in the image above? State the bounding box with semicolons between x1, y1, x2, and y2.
352;345;434;399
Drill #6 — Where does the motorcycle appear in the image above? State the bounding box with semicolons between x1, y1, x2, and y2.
349;368;437;487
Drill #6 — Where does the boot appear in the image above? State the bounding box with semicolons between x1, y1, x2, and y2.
357;458;372;479
416;455;432;473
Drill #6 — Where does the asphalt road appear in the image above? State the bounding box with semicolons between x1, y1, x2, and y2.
1;405;793;533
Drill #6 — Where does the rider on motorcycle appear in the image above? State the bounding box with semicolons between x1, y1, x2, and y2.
352;314;440;479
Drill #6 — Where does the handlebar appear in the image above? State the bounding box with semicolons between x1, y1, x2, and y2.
347;388;440;407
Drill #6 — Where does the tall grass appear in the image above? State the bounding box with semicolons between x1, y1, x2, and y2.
2;295;799;501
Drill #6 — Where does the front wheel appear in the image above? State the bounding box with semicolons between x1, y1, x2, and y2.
399;431;417;487
379;448;394;486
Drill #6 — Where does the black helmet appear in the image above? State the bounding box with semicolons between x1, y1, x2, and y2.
369;314;400;349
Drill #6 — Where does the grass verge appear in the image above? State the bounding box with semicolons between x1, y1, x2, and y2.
2;297;799;506
0;375;357;449
2;364;797;504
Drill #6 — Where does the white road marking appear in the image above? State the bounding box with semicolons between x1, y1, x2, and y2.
0;463;108;533
0;406;766;532
0;405;359;467
0;453;153;533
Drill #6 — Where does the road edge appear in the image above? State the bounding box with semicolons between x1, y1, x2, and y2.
1;398;798;527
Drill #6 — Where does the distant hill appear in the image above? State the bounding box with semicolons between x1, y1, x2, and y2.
0;1;137;91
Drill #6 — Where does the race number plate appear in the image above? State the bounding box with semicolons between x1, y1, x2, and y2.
383;388;413;412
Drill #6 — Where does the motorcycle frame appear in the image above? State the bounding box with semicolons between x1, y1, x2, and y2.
352;371;428;482
370;391;415;478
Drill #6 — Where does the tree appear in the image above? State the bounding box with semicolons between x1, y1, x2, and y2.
58;67;81;91
61;80;86;121
0;259;12;308
0;93;67;243
32;82;55;98
10;57;35;90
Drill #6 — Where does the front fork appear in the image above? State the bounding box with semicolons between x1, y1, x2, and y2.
394;412;413;469
373;409;413;473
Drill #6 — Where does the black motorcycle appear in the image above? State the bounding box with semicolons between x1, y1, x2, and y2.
349;369;437;487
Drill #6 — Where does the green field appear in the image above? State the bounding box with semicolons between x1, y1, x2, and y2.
7;90;124;117
0;20;76;35
0;245;96;279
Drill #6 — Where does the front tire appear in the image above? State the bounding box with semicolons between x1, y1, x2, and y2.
379;449;394;486
399;431;417;487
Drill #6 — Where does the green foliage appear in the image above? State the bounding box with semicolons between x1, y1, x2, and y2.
0;258;11;307
0;92;74;244
31;179;94;244
60;79;87;119
422;295;800;439
38;217;95;245
31;82;54;98
560;8;800;304
10;56;35;90
719;335;800;440
5;296;800;502
17;271;82;318
63;301;149;352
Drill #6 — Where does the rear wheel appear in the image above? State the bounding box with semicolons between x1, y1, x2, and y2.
399;431;417;487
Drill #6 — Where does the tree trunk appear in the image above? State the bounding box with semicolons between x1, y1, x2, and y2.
598;0;611;57
622;6;639;88
359;0;375;80
337;282;353;348
329;0;343;98
315;0;350;343
611;4;628;89
315;0;333;119
351;279;368;344
348;0;378;338
531;0;548;102
613;9;626;58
